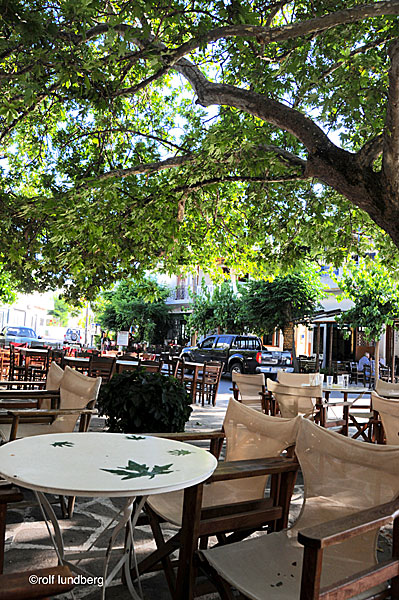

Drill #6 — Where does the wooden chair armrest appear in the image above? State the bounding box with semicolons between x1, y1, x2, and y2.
0;381;47;389
0;401;39;409
148;430;225;442
0;486;23;504
0;565;74;599
0;390;59;399
297;498;399;550
7;408;97;417
208;456;298;483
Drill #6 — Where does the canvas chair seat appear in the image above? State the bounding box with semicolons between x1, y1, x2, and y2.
0;366;101;441
201;418;399;600
147;400;299;527
203;527;383;600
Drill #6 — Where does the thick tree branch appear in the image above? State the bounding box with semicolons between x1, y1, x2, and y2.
176;60;338;159
357;135;384;168
383;39;399;188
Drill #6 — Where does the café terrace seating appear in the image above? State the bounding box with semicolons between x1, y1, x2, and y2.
199;417;399;600
136;400;299;598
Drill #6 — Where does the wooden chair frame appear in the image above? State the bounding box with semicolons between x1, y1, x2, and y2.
0;484;75;599
132;429;298;599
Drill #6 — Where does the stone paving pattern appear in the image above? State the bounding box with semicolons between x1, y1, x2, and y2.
2;378;393;599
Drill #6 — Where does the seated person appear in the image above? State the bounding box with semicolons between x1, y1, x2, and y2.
358;351;371;372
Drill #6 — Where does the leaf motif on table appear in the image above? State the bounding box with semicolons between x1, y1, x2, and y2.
101;460;173;480
125;435;145;440
51;441;74;447
168;449;192;456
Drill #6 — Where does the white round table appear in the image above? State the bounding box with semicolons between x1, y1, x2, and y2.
0;432;217;598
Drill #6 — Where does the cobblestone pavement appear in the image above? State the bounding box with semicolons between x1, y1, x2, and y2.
2;378;393;599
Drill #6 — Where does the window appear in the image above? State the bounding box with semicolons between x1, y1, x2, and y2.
263;331;280;347
201;337;215;349
215;336;231;348
232;337;261;350
6;327;36;338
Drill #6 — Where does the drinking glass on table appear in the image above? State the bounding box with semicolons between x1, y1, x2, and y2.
342;374;349;388
326;375;333;386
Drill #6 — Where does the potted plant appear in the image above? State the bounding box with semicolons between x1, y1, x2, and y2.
98;369;192;433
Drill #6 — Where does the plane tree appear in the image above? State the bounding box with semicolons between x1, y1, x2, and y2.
2;1;399;298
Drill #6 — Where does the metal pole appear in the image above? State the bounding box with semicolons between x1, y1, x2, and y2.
315;324;321;372
84;302;89;346
328;323;333;374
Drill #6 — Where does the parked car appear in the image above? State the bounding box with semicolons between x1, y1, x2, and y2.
180;334;294;377
0;326;45;347
63;328;82;345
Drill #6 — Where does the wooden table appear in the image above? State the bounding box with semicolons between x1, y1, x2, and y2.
321;385;371;437
0;432;217;599
17;348;50;379
62;356;90;373
115;360;140;374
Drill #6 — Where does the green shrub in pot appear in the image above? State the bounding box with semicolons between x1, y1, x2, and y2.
98;369;192;433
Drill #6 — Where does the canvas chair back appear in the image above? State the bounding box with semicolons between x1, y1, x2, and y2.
39;362;65;409
147;399;299;526
0;367;102;440
291;418;399;588
267;379;321;418
375;378;399;398
231;373;265;411
277;372;313;386
372;391;399;445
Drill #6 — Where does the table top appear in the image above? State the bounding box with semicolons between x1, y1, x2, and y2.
0;432;217;498
183;362;203;369
116;360;140;366
19;348;49;356
63;356;90;363
322;384;370;393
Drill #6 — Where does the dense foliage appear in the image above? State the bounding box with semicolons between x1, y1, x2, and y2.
240;271;324;336
334;260;399;376
187;271;323;348
2;2;399;298
96;279;171;344
48;295;79;326
98;370;192;433
335;260;399;342
188;282;244;335
0;265;17;306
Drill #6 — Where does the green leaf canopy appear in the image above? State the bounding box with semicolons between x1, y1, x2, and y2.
2;2;399;298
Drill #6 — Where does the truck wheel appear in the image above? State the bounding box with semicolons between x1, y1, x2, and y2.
229;362;243;375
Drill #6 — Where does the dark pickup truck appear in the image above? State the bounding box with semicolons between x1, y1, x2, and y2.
180;333;293;377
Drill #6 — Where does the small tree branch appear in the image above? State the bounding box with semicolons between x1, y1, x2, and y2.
94;153;194;182
147;1;399;69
